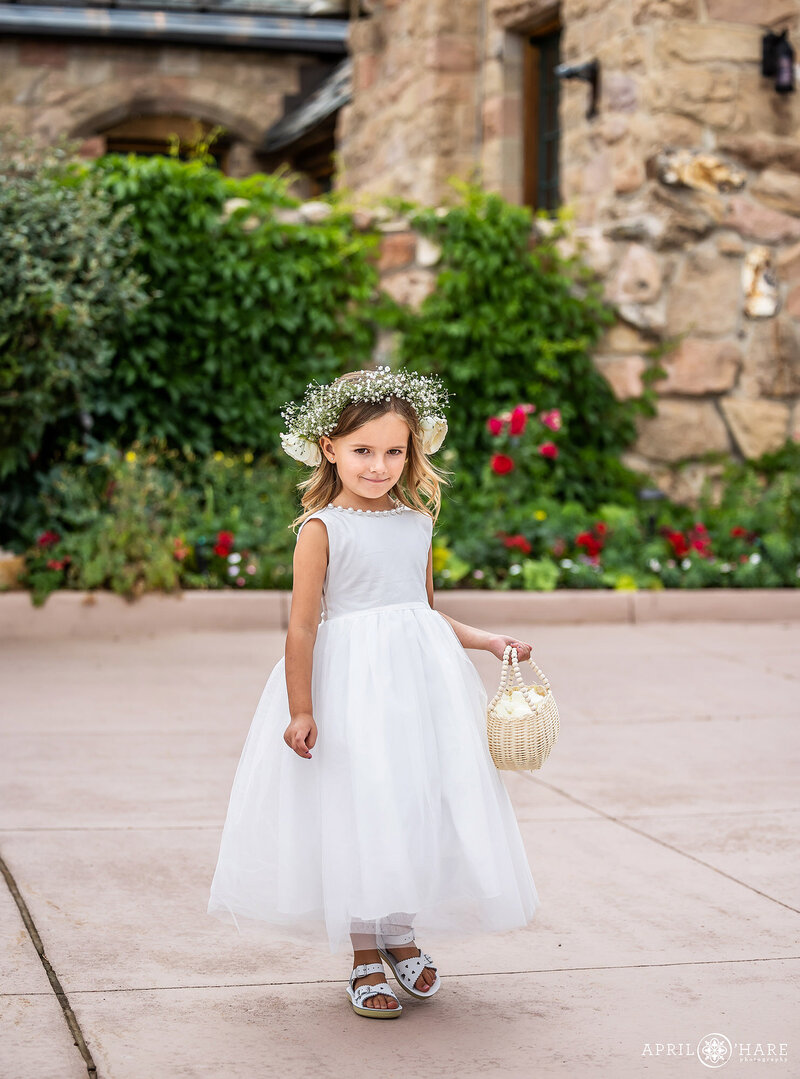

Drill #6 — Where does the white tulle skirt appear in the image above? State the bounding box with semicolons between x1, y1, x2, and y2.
207;602;539;955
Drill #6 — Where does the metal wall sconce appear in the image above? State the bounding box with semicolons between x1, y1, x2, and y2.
554;59;600;119
762;29;795;94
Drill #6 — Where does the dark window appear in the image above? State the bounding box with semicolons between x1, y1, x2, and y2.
523;25;561;213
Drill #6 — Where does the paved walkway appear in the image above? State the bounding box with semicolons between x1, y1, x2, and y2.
1;620;798;1078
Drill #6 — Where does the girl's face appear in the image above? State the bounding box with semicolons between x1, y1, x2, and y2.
320;413;410;503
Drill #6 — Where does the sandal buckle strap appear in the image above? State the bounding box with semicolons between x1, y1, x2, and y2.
351;961;384;980
352;981;398;1005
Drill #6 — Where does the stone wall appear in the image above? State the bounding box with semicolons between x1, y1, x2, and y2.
340;0;800;505
336;1;482;203
0;36;307;176
548;0;800;502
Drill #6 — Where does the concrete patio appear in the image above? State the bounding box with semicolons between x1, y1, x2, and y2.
1;608;798;1078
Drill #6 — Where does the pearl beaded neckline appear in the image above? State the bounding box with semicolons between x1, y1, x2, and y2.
327;500;407;516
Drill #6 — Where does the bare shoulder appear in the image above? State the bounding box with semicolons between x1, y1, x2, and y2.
290;517;329;632
294;516;329;565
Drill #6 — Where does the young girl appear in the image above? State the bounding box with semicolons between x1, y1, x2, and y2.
208;366;540;1019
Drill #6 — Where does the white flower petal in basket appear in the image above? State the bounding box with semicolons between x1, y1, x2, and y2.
495;685;547;722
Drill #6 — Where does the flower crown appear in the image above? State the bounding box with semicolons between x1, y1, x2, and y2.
279;365;453;467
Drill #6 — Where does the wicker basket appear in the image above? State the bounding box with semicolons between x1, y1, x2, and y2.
486;644;560;772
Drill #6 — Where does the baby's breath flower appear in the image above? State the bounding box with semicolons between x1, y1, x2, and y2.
279;366;452;465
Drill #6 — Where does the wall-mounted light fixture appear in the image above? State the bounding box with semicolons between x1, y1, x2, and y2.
554;59;600;119
762;29;795;94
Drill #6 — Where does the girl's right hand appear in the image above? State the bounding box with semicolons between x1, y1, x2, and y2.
283;714;318;759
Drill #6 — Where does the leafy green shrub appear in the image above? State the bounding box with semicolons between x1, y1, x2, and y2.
0;129;148;503
82;153;386;456
394;182;660;512
18;437;304;605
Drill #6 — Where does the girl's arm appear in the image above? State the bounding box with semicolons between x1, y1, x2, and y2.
426;542;533;660
284;519;328;758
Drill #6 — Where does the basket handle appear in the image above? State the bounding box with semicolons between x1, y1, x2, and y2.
501;644;551;693
487;644;551;711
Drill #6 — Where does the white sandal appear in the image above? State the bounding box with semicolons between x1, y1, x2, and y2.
377;928;441;1000
346;961;403;1018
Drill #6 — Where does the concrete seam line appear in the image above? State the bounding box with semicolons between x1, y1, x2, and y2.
0;851;98;1079
39;954;800;994
523;777;800;915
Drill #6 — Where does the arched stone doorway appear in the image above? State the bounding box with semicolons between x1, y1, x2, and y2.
71;96;267;176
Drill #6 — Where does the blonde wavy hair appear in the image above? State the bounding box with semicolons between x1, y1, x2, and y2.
290;370;453;535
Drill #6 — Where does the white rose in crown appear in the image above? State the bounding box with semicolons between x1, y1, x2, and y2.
494;684;547;720
280;431;322;467
420;415;448;454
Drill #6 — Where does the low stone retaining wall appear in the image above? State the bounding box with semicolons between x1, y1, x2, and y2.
1;588;797;640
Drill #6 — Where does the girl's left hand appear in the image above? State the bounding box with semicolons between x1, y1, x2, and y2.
486;634;533;662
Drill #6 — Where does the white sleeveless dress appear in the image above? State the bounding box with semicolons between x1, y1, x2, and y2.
207;500;539;954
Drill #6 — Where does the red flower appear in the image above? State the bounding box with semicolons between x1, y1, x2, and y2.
46;558;64;570
729;525;757;543
213;530;235;557
539;442;558;459
595;522;608;536
575;531;603;557
663;524;713;560
665;530;689;558
503;534;532;555
509;407;527;436
487;416;505;436
491;454;515;475
37;530;60;548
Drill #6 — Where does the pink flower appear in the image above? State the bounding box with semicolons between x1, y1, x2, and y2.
540;409;562;432
487;416;505;436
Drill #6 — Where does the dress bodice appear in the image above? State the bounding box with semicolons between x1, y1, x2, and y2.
295;501;433;622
